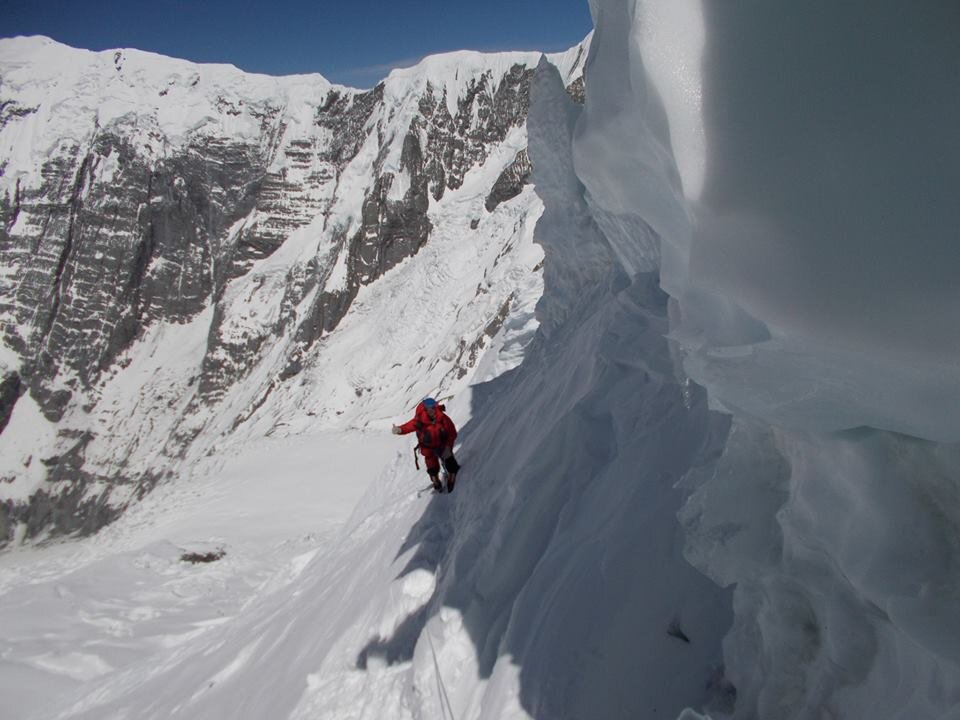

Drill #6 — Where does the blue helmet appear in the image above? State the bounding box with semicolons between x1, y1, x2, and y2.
422;397;437;408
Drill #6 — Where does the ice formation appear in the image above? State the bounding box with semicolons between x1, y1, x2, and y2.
575;1;960;717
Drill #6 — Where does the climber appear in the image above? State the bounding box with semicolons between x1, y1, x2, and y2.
392;397;460;493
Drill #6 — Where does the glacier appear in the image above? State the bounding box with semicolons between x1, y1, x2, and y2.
1;1;959;719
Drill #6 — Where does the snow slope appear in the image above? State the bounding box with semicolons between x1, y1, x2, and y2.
0;35;335;197
0;35;589;537
2;1;959;719
0;431;398;718
1;31;731;720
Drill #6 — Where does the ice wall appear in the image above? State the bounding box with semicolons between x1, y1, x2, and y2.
574;0;960;717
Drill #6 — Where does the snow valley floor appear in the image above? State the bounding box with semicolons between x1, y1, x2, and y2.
0;430;401;719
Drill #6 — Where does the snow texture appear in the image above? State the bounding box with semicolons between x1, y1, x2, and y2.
0;34;591;535
0;30;731;720
2;2;959;719
576;0;960;443
0;35;336;197
574;1;960;718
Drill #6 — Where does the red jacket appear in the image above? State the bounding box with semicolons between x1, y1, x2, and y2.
398;403;457;450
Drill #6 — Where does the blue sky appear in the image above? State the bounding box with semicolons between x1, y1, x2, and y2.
2;0;593;87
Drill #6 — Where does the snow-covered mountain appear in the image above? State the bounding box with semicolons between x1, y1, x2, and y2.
0;35;587;540
3;1;960;719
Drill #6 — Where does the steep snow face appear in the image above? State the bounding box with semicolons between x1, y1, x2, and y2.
0;36;588;541
0;35;335;192
575;1;960;718
0;55;734;720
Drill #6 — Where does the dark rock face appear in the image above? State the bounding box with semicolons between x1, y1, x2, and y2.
2;131;261;396
0;372;22;434
486;150;533;212
0;43;588;543
24;429;122;536
566;76;586;105
279;65;543;365
350;131;432;287
0;100;38;133
419;64;535;202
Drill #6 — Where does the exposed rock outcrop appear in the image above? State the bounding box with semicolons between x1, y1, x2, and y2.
0;37;589;542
